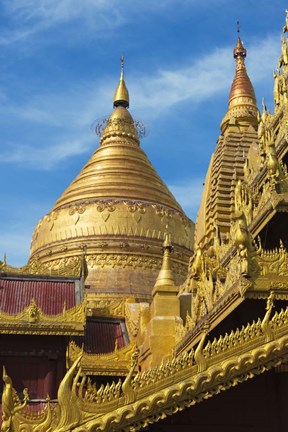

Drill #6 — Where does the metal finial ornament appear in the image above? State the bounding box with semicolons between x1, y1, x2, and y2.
121;55;124;75
233;23;246;60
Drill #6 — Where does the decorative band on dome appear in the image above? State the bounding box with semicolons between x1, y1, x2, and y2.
94;117;147;139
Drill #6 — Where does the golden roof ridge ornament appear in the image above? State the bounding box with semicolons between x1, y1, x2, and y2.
113;55;129;108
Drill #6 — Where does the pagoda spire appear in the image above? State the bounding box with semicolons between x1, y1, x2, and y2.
221;29;258;132
113;56;129;108
195;30;260;251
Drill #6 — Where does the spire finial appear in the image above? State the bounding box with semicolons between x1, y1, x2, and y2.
233;36;246;61
113;56;129;109
237;21;240;34
121;55;124;75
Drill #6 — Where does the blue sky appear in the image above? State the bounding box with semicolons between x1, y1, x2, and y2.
0;0;286;266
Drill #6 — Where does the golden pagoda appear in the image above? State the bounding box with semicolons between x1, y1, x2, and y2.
26;57;194;299
1;12;288;432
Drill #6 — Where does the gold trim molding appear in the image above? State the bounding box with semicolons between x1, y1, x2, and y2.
0;299;85;335
67;341;136;376
3;304;288;431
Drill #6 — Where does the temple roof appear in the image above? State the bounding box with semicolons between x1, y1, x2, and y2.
0;273;80;315
73;318;126;354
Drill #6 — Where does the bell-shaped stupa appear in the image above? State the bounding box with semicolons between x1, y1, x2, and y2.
29;58;194;299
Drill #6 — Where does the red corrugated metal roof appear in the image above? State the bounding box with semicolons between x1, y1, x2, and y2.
74;319;126;354
0;275;78;315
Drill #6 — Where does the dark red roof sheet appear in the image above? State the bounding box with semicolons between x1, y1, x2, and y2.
0;275;78;315
74;319;126;354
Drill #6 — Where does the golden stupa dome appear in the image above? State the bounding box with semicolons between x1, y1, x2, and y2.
29;59;194;299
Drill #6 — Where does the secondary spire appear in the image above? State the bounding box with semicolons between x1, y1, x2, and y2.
221;28;258;132
113;55;129;108
154;233;175;289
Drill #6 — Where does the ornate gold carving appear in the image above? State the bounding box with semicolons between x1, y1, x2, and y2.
124;200;147;214
69;204;86;225
0;255;82;277
152;204;173;220
5;305;288;431
175;317;187;342
96;200;118;212
86;295;126;317
122;347;139;404
0;300;85;335
1;366;29;432
256;239;288;277
231;210;251;276
124;302;141;338
203;318;262;357
194;324;209;372
87;253;160;270
28;197;193;292
67;340;136;376
261;291;275;342
46;211;58;231
27;299;41;323
85;377;122;404
100;115;140;147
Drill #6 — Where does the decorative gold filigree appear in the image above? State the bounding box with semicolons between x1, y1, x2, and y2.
69;204;86;225
256;239;288;277
0;255;82;277
261;291;275;342
124;200;147;214
152;204;173;220
86;295;126;317
1;366;29;432
0;300;85;335
27;299;41;323
122;347;139;404
67;340;136;376
5;305;288;431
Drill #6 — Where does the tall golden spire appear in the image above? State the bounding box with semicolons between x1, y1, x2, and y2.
195;29;259;250
221;29;258;132
113;56;129;108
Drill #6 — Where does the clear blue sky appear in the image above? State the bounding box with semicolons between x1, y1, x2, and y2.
0;1;285;266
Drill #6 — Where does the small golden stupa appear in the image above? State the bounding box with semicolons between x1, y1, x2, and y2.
29;58;194;298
